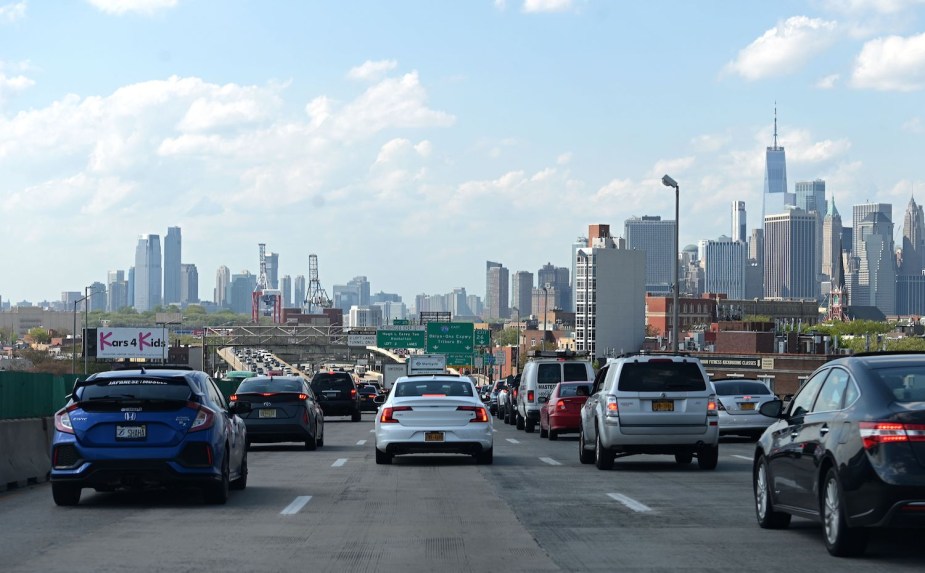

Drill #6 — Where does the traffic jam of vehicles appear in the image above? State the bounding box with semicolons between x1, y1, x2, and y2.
45;347;925;559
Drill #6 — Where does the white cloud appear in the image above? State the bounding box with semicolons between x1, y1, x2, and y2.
903;117;924;133
691;133;731;153
652;156;695;179
556;152;572;165
86;0;177;15
0;1;26;22
724;16;839;80
816;73;840;88
522;0;574;13
347;60;399;82
851;32;925;91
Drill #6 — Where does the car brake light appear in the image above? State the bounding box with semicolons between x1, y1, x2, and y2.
189;403;215;432
528;390;535;402
54;404;79;434
860;422;925;449
298;393;308;400
605;395;618;417
707;394;717;415
351;388;357;398
513;389;518;399
229;394;238;402
457;406;489;423
380;406;412;423
556;400;567;411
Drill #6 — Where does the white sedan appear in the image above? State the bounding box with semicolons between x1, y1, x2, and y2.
374;375;493;465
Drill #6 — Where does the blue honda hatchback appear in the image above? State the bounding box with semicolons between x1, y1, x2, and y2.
50;367;251;506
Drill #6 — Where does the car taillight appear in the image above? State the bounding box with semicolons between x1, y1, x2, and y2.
351;388;357;398
605;395;618;417
229;394;238;402
54;404;79;434
707;394;717;415
298;393;308;400
528;390;535;402
513;389;518;399
860;422;925;449
380;406;412;423
189;404;215;432
556;400;567;411
457;406;489;423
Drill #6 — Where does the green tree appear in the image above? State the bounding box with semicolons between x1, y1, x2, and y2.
495;327;519;347
28;327;52;344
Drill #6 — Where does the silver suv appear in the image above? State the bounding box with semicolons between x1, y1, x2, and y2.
578;353;719;470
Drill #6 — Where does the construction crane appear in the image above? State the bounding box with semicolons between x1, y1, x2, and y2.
252;243;282;323
304;253;332;314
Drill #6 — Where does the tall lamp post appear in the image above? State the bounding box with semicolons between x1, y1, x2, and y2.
661;174;680;352
72;286;104;375
511;306;520;374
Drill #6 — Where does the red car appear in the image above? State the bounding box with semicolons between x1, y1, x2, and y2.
539;381;592;440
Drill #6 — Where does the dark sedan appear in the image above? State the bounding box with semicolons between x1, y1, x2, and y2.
359;385;381;412
753;351;925;557
231;376;325;450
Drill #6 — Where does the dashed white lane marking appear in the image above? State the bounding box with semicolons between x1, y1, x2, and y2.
356;440;367;446
607;493;653;513
370;429;376;433
332;458;348;467
506;438;520;444
539;457;562;466
281;496;312;515
731;455;752;461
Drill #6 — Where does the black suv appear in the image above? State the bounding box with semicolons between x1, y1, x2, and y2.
310;370;362;421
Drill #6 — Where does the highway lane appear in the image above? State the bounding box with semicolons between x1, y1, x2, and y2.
1;412;924;572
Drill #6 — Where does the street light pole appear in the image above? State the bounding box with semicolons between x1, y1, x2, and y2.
512;306;520;374
662;174;680;352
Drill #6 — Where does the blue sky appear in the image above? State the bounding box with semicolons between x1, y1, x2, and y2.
2;0;925;306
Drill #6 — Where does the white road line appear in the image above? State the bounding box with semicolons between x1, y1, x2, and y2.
369;429;376;433
607;493;653;513
332;458;348;467
731;455;752;461
506;438;520;444
356;440;367;446
281;496;312;515
539;457;562;466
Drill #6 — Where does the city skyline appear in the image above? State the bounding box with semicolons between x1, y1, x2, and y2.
2;1;925;303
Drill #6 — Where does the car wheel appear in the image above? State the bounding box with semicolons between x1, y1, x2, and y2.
697;444;718;470
475;447;493;465
539;422;548;438
317;429;324;448
822;467;868;557
579;427;595;464
525;419;535;433
595;431;614;470
230;450;247;491
304;429;318;451
375;448;392;465
52;483;81;506
754;455;791;529
203;454;230;505
516;412;525;430
505;408;514;425
351;410;362;422
549;429;558;441
674;452;693;465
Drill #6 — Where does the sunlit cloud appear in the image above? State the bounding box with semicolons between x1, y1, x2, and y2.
0;1;26;22
724;16;839;80
348;60;399;82
522;0;574;14
86;0;178;15
851;32;925;91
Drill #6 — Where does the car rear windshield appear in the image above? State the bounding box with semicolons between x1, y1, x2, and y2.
78;377;192;402
395;381;473;397
712;381;772;396
311;374;354;391
237;379;304;393
558;383;592;397
617;361;707;392
873;367;925;402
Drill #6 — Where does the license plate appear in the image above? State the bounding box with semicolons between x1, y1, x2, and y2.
258;409;277;418
116;425;146;440
740;402;756;410
652;400;674;412
424;431;444;442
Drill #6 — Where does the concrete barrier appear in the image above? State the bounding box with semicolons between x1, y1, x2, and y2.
0;418;52;492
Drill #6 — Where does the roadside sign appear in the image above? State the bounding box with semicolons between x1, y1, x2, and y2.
426;322;474;354
393;319;410;325
494;351;506;366
474;329;490;347
445;353;474;367
96;327;168;359
347;334;377;347
377;328;426;349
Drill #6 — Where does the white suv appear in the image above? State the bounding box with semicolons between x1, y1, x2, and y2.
578;353;719;470
516;351;594;433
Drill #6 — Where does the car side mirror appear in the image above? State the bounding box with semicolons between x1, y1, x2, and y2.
758;399;785;419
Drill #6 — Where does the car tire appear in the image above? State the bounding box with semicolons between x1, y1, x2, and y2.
675;452;693;464
505;409;514;425
579;429;595;464
754;455;791;529
203;454;230;505
595;431;614;470
305;429;318;451
525;419;535;433
539;423;548;438
52;483;81;506
351;410;362;422
697;444;718;470
317;430;324;448
516;412;525;430
375;448;392;465
475;447;493;465
822;467;868;557
549;429;558;441
230;451;247;491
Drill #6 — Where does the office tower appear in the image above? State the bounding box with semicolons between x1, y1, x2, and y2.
762;105;792;222
214;265;230;307
795;179;826;281
88;282;106;312
180;264;199;303
511;271;534;316
679;244;703;297
229;272;256;315
467;295;483;318
485;261;509;319
449;287;472;317
134;234;162;312
265;252;279;289
332;285;360;310
107;270;127;312
127;267;135;308
294;275;306;309
853;203;891;256
901;196;925;276
575;227;646;357
699;237;747;299
374;300;408;323
537;263;569;311
822;198;843;280
854;206;896;315
763;209;816;299
732;201;747;243
371;291;402;304
624;215;675;294
749;228;764;261
163;226;181;305
280;275;292;307
349;276;370;306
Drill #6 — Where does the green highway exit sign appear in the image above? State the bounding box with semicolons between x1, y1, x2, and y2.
426;322;474;354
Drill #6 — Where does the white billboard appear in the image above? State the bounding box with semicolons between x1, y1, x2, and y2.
96;328;169;359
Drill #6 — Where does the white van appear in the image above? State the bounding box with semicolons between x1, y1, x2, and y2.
515;350;594;433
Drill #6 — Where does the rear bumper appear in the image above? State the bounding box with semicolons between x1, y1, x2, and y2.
547;413;581;433
375;424;492;456
50;458;221;487
245;422;312;443
599;417;719;450
319;401;359;416
717;412;774;435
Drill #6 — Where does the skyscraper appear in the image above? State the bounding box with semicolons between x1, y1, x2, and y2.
511;271;534;316
214;265;231;307
280;275;292;307
485;261;509;319
853;205;896;315
901;196;925;276
265;252;279;289
180;263;199;303
294;275;306;309
795;179;826;282
107;270;127;312
699;237;747;299
763;209;816;299
822;198;843;280
134;234;162;312
624;215;675;294
732;201;746;243
762;105;791;223
163;226;181;305
537;263;570;311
